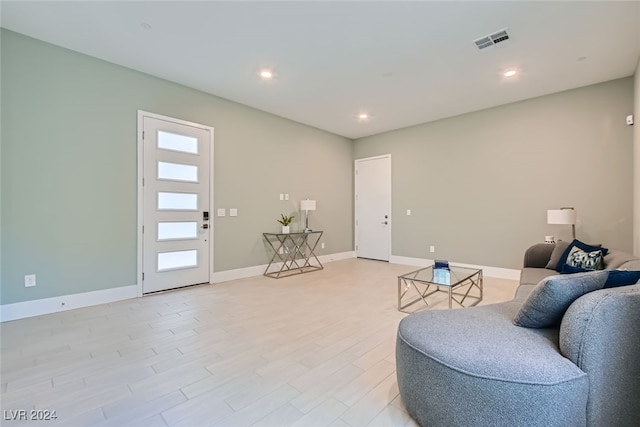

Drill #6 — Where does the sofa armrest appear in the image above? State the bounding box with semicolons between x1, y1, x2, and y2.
560;284;640;425
523;243;555;268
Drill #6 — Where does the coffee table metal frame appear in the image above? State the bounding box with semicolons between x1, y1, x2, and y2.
398;265;483;312
263;231;323;278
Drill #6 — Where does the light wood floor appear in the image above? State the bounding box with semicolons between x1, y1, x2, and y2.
1;258;518;427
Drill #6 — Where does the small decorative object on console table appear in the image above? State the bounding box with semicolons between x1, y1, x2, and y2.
277;214;294;234
263;231;323;278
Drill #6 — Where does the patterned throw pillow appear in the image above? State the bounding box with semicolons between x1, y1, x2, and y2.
557;239;608;274
560;246;604;273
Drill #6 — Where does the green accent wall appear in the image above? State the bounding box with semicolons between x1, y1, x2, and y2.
354;78;635;269
1;30;353;305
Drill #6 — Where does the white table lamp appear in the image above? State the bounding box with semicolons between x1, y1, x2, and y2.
301;199;316;233
547;207;577;239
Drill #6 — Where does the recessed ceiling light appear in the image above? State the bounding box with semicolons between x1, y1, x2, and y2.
259;69;273;80
358;113;369;120
504;69;517;78
140;22;152;30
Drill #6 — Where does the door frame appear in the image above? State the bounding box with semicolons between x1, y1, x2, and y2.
354;154;392;261
136;110;215;297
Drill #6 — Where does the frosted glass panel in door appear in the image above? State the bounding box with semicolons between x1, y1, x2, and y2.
158;161;198;182
157;131;198;154
158;222;198;240
157;250;198;272
157;192;198;210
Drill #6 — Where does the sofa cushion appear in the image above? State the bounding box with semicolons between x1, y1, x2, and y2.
545;240;570;270
620;259;640;270
399;301;584;383
514;271;609;328
605;250;640;269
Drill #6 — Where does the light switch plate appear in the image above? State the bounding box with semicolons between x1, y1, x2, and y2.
217;208;226;217
230;208;238;217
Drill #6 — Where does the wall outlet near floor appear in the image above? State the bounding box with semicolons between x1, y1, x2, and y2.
429;246;435;253
25;274;36;287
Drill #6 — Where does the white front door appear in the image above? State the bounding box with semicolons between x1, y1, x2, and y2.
355;155;391;261
140;112;213;294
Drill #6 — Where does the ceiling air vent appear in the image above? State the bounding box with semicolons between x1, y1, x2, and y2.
474;28;510;50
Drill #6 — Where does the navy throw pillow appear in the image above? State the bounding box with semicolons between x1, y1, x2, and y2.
604;270;640;288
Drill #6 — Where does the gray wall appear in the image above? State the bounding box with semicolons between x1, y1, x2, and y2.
354;78;635;269
1;30;353;305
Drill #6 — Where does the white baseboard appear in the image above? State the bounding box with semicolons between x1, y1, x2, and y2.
390;255;521;281
211;251;357;283
0;285;138;322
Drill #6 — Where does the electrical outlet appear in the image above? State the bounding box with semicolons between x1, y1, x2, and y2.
430;246;435;253
25;274;36;287
406;209;411;215
321;243;325;249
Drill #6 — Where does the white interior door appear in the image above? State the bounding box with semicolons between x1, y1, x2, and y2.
141;113;213;293
355;155;391;261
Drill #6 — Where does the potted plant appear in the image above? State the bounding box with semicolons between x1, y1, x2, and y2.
277;214;295;234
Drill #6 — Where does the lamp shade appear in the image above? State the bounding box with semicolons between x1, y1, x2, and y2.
547;209;576;225
301;199;316;211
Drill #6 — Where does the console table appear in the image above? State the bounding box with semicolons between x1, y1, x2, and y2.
263;231;323;278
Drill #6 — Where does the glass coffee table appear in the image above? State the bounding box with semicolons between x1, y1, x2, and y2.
398;265;483;312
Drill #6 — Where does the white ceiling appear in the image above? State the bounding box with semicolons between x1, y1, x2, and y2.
2;1;639;139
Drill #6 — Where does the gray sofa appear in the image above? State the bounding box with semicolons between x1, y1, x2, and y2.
396;242;640;427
